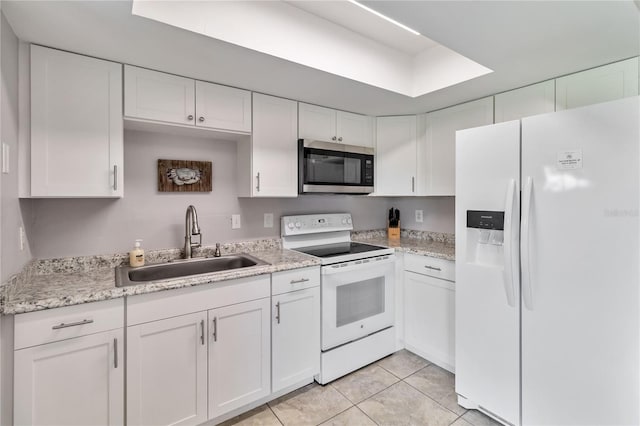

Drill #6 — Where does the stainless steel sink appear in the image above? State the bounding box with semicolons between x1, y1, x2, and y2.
115;254;269;287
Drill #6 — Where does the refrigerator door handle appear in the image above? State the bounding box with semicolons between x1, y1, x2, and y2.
503;178;517;307
521;176;534;310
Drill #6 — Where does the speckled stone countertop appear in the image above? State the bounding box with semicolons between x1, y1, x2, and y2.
1;239;320;315
352;229;455;261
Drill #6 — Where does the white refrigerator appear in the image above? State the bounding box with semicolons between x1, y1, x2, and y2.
455;96;639;426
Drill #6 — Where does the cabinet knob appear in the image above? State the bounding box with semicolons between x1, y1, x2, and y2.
187;115;194;121
198;116;205;122
332;136;337;141
338;137;343;142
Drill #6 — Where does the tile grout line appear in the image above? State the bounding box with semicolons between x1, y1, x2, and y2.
401;377;465;421
266;404;285;426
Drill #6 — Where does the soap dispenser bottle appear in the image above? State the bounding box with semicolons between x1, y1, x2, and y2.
130;239;145;267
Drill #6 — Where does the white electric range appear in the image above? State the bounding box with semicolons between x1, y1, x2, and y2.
281;213;396;384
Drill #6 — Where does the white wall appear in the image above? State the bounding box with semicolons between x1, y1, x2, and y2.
28;129;413;258
1;12;31;282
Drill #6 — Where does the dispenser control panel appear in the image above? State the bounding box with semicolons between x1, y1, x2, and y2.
467;211;505;230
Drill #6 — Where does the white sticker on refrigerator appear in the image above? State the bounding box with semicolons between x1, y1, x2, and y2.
557;150;583;170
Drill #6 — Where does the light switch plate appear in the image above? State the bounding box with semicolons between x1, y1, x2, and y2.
2;143;9;174
231;214;241;229
415;210;424;223
264;213;274;228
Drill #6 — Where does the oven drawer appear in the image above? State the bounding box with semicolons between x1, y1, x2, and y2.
14;299;124;350
272;266;320;295
404;254;455;281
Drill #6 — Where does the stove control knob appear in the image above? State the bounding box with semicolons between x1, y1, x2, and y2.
346;218;352;225
287;222;294;230
341;218;347;225
295;222;301;229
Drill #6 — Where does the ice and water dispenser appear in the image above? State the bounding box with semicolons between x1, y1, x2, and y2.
466;210;505;266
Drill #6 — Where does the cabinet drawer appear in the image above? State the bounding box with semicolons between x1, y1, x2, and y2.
15;299;124;350
404;254;455;281
272;266;320;295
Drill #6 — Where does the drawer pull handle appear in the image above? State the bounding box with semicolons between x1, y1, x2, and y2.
114;338;118;369
290;278;310;284
52;319;93;330
424;265;442;271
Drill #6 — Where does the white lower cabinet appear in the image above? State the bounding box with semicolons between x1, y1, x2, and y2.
272;287;321;392
14;329;124;426
403;255;456;373
127;311;208;426
208;298;271;419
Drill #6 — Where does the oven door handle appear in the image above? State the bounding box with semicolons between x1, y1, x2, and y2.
321;255;395;275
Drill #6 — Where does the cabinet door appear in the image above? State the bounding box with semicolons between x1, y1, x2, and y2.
31;45;123;197
208;298;271;420
14;329;124;425
127;312;207;426
272;287;320;393
336;111;373;147
422;97;493;196
251;93;298;197
195;81;251;132
495;80;555;123
298;103;337;141
556;58;639;111
404;271;455;372
375;115;417;196
124;65;196;125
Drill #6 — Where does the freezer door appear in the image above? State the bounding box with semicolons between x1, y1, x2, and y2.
455;120;521;425
521;97;639;425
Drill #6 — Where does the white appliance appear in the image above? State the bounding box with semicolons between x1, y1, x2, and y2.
281;213;396;384
455;96;639;426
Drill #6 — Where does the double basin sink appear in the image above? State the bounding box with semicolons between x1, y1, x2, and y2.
115;254;269;287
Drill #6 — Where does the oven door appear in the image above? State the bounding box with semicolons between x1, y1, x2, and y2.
299;140;374;194
321;255;395;351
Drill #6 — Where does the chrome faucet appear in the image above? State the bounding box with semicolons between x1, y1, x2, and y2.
184;205;202;259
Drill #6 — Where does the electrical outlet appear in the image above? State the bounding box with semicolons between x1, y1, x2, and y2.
415;210;424;223
264;213;274;228
231;214;241;229
19;226;25;251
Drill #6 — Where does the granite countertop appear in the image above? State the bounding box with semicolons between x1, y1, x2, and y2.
1;240;320;315
352;229;456;261
1;230;455;315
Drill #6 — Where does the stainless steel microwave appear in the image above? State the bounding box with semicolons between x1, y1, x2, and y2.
298;139;374;194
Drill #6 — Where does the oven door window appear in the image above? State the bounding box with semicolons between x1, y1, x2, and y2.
304;150;362;184
336;277;385;327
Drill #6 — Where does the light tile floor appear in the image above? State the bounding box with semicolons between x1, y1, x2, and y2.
221;350;502;426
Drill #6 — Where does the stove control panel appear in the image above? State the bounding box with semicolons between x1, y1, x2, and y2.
281;213;353;236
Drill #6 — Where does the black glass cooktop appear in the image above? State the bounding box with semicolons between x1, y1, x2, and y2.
295;242;387;258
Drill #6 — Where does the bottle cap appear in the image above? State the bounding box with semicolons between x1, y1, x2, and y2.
134;239;142;248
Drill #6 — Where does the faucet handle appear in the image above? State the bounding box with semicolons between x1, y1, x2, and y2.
214;243;222;257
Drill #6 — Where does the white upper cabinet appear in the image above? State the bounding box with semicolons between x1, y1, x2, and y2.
124;65;251;133
556;58;639;111
495;80;555;123
124;65;195;125
31;45;123;198
299;102;373;147
419;97;494;196
336;110;374;147
195;80;251;132
375;115;417;196
237;93;298;197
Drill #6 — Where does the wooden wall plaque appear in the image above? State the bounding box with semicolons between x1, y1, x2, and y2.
158;159;212;192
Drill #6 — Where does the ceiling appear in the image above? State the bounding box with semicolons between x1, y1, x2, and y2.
3;1;639;116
